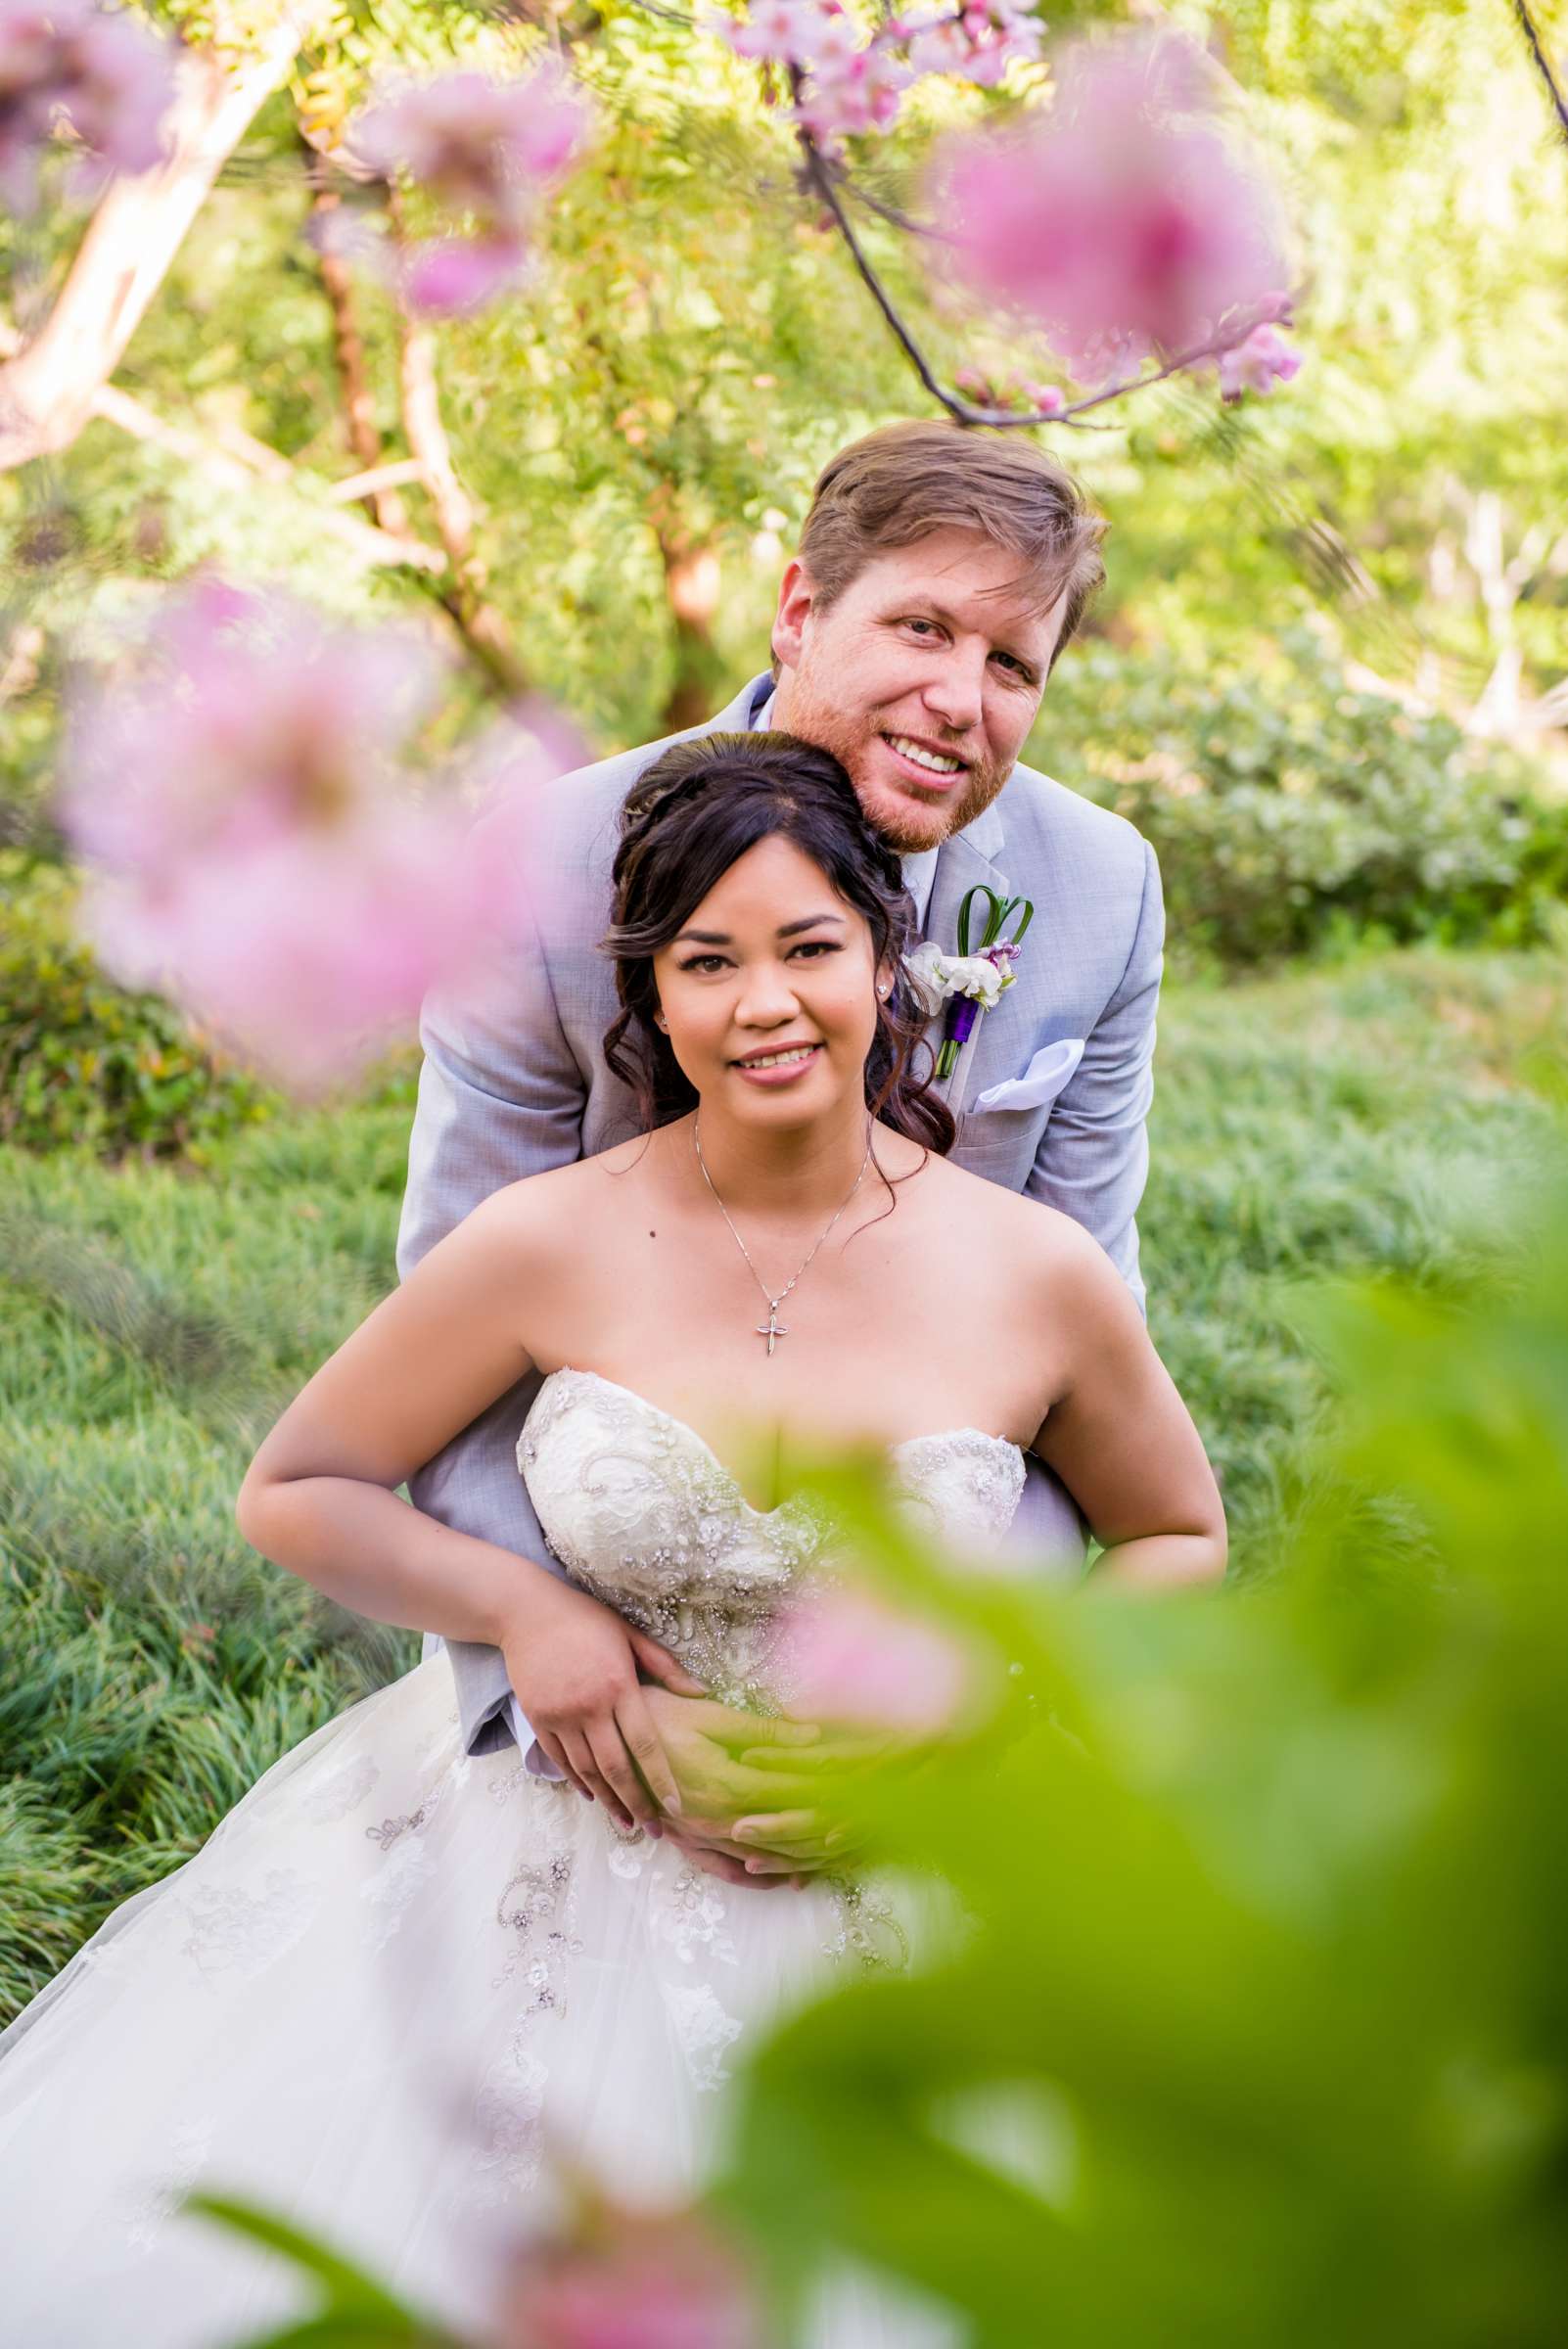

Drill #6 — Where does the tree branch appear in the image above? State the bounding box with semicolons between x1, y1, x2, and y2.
388;199;530;698
1511;0;1568;147
794;108;1277;433
306;172;412;535
90;390;445;573
0;3;338;472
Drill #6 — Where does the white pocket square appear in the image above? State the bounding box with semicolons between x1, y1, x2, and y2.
972;1037;1085;1115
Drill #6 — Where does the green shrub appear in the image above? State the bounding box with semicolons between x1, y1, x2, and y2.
0;852;274;1162
1036;634;1568;966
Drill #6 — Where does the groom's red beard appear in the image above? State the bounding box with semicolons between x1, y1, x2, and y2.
783;699;1011;853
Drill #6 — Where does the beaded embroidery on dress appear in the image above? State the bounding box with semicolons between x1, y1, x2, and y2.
519;1367;1025;1709
0;1369;1025;2349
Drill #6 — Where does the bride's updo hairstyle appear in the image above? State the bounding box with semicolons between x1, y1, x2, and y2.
601;732;955;1155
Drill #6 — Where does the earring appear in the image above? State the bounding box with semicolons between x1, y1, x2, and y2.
654;1011;668;1032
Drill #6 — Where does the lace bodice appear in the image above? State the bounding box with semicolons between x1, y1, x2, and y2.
516;1367;1026;1709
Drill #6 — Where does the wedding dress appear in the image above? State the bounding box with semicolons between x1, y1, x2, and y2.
0;1367;1025;2348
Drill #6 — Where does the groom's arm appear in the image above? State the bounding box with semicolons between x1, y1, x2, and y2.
397;853;587;1756
1024;837;1164;1315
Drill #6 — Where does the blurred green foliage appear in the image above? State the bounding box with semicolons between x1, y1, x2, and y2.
1038;633;1568;965
717;1135;1568;2346
0;853;275;1161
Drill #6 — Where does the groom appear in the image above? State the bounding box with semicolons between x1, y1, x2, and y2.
397;420;1163;1882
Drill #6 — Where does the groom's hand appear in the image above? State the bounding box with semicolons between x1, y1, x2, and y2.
637;1688;848;1882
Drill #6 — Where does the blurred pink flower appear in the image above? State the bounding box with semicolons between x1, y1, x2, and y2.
774;1588;970;1734
932;27;1288;380
718;0;1041;112
794;40;908;145
713;1;915;147
1218;318;1303;399
349;56;590;316
905;1;1041;90
0;0;176;213
717;0;840;67
499;2200;763;2349
402;233;528;319
59;580;561;1093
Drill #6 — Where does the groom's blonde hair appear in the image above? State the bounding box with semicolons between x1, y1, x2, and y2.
793;420;1106;667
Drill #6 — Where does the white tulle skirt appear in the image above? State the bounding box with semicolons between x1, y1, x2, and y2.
0;1654;958;2348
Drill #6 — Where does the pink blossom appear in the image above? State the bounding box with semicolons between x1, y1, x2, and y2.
904;19;969;82
58;581;561;1093
773;1588;971;1734
500;2203;762;2349
714;1;914;146
402;234;528;319
0;0;176;214
718;0;841;67
349;56;590;316
907;0;1040;88
795;39;909;146
1218;319;1303;398
932;27;1288;380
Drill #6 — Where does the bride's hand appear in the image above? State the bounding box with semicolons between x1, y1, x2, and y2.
497;1577;705;1832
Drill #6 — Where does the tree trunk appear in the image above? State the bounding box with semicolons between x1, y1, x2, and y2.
654;506;725;734
0;4;336;473
308;175;411;535
392;255;529;698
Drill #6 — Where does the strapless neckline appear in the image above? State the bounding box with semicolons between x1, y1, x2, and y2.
535;1364;1024;1523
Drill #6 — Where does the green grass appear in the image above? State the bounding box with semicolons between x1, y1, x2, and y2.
3;946;1564;2023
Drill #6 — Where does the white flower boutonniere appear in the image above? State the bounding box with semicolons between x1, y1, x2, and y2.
905;886;1035;1079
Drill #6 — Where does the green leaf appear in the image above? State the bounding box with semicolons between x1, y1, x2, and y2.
184;2195;454;2336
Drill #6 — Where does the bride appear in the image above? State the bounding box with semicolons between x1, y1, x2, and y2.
0;733;1223;2346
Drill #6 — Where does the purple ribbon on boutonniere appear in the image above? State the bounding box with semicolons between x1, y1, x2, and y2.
905;885;1036;1082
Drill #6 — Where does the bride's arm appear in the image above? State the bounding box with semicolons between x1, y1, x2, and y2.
236;1180;698;1825
1028;1221;1226;1589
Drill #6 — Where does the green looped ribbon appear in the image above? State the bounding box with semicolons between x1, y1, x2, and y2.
956;884;1036;959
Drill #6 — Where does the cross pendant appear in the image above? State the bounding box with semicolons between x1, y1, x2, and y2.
755;1305;789;1357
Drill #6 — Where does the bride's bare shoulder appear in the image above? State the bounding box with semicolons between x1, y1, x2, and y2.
475;1132;660;1242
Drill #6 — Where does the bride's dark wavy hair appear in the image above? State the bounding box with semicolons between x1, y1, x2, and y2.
601;732;955;1156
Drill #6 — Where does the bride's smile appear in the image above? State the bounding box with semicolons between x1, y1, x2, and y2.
653;832;892;1140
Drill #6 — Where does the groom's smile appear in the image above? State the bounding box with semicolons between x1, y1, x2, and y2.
879;729;970;793
767;526;1068;854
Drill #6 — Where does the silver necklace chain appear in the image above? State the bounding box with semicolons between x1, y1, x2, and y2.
692;1114;874;1357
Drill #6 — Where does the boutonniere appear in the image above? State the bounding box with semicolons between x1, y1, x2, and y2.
905;885;1035;1081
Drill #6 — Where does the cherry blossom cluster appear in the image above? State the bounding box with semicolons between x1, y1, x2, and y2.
896;1;1043;91
348;55;591;316
1219;317;1303;400
712;14;1303;412
934;30;1304;396
59;581;558;1092
710;0;1042;151
0;0;176;215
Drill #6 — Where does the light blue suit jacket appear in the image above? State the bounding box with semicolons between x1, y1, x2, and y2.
397;675;1164;1753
